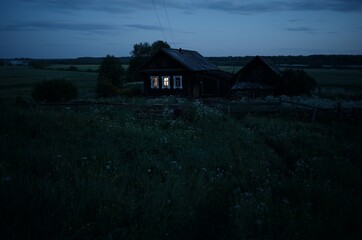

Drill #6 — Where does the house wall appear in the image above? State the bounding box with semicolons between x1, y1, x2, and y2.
143;72;197;97
140;50;227;98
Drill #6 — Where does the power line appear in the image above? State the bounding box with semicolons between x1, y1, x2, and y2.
162;0;176;48
151;0;168;43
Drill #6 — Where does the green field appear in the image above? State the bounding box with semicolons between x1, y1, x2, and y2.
1;65;361;100
46;64;100;72
1;99;361;239
0;66;98;99
219;65;362;88
304;68;362;87
1;63;362;239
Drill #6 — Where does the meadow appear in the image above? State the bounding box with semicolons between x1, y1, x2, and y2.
0;66;98;99
1;65;362;100
0;65;362;239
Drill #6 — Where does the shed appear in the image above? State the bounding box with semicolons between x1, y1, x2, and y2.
139;48;233;98
229;56;282;99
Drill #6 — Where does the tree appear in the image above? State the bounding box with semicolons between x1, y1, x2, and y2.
98;55;125;87
96;55;125;97
150;40;171;55
130;42;151;58
127;40;170;82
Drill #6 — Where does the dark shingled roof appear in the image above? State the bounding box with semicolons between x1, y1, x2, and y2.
256;56;282;75
161;48;219;71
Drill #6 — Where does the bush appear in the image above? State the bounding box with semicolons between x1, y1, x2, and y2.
281;69;316;96
95;55;125;98
32;79;78;103
119;85;143;97
98;55;125;87
96;80;120;98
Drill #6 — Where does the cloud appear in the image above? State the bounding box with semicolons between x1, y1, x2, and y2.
197;0;362;14
19;0;152;13
285;27;316;32
17;0;362;14
0;21;121;32
125;24;165;31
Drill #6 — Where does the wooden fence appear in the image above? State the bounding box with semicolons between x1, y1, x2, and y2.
39;101;194;119
39;100;362;122
210;100;362;122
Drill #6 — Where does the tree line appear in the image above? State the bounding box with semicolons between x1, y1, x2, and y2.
208;55;362;68
96;40;170;97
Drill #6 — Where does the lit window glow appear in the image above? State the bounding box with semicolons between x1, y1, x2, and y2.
150;76;159;89
162;76;170;89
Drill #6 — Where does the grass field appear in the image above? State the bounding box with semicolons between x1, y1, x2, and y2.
0;63;362;239
304;68;362;87
219;65;362;88
0;99;361;239
46;64;129;72
1;65;361;101
0;66;98;99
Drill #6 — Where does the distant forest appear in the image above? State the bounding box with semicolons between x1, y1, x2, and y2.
207;55;362;68
2;55;362;68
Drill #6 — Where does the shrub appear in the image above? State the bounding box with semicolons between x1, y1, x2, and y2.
119;85;143;97
32;79;78;103
96;80;120;98
98;55;125;87
281;69;316;96
95;55;125;98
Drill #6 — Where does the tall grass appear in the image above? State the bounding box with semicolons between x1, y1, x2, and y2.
0;99;361;239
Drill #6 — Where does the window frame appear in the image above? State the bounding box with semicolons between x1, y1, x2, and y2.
173;75;183;89
162;76;171;89
150;76;159;89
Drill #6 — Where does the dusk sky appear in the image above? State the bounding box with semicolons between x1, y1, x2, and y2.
1;0;362;58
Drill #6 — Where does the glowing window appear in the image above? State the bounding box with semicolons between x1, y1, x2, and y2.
162;76;170;89
150;76;159;89
173;76;183;89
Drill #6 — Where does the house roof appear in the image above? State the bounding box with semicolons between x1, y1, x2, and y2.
231;56;281;91
159;48;220;71
256;56;281;75
204;70;234;81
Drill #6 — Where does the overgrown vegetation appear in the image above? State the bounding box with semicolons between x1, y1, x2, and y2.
32;79;78;102
127;40;170;82
281;69;317;96
1;99;361;239
96;55;125;97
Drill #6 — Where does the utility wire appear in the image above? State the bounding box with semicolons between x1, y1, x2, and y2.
162;0;176;48
151;0;168;43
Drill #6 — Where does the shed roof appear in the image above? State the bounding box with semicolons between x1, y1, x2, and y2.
256;56;282;75
160;48;220;71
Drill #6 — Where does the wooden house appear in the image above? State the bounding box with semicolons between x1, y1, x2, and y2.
229;56;282;99
139;48;233;98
